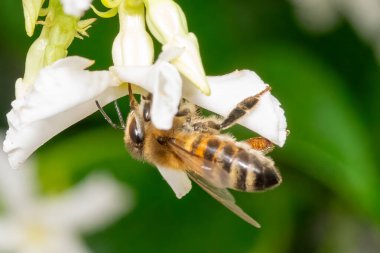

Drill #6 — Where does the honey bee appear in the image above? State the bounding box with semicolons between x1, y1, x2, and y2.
96;84;282;227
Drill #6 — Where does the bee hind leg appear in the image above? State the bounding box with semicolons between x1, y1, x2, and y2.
219;85;271;130
243;137;275;154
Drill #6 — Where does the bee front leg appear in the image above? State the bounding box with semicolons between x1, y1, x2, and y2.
176;100;198;118
176;108;191;117
218;85;271;130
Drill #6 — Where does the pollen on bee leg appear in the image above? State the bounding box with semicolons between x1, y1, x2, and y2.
244;137;275;153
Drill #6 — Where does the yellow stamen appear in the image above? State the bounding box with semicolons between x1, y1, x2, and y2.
77;18;96;38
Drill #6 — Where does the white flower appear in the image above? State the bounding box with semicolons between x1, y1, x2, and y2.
60;0;93;17
3;48;183;168
3;56;128;169
112;64;287;146
0;140;132;253
3;48;287;168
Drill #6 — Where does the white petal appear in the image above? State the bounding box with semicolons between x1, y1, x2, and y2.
60;0;93;17
3;56;127;168
183;70;287;146
0;137;36;212
110;47;183;88
157;165;192;199
42;172;132;233
150;62;182;129
111;65;151;88
51;56;94;70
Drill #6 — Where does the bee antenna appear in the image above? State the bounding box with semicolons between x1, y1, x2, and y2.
114;100;126;129
128;83;139;111
95;100;125;130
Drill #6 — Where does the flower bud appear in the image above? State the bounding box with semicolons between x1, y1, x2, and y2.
21;36;49;98
163;33;210;95
112;1;154;66
144;0;210;95
22;0;45;37
144;0;188;44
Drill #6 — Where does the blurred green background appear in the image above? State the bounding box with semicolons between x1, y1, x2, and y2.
1;0;380;252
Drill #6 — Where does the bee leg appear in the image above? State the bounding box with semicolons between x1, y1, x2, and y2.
243;137;275;154
142;93;152;101
95;100;125;130
128;84;139;111
219;86;271;130
192;120;220;133
176;100;198;117
176;108;191;117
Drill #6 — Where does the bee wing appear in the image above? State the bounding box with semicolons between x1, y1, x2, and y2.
166;138;260;227
156;165;192;199
167;139;230;189
188;171;261;228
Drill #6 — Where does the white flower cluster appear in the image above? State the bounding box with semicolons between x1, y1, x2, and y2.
4;0;288;169
0;136;132;253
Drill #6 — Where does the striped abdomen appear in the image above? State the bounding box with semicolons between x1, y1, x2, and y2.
182;134;282;192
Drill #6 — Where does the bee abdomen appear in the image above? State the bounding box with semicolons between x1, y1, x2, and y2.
220;148;281;192
187;135;281;192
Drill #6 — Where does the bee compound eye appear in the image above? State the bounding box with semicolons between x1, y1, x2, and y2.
129;117;144;146
143;101;151;121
